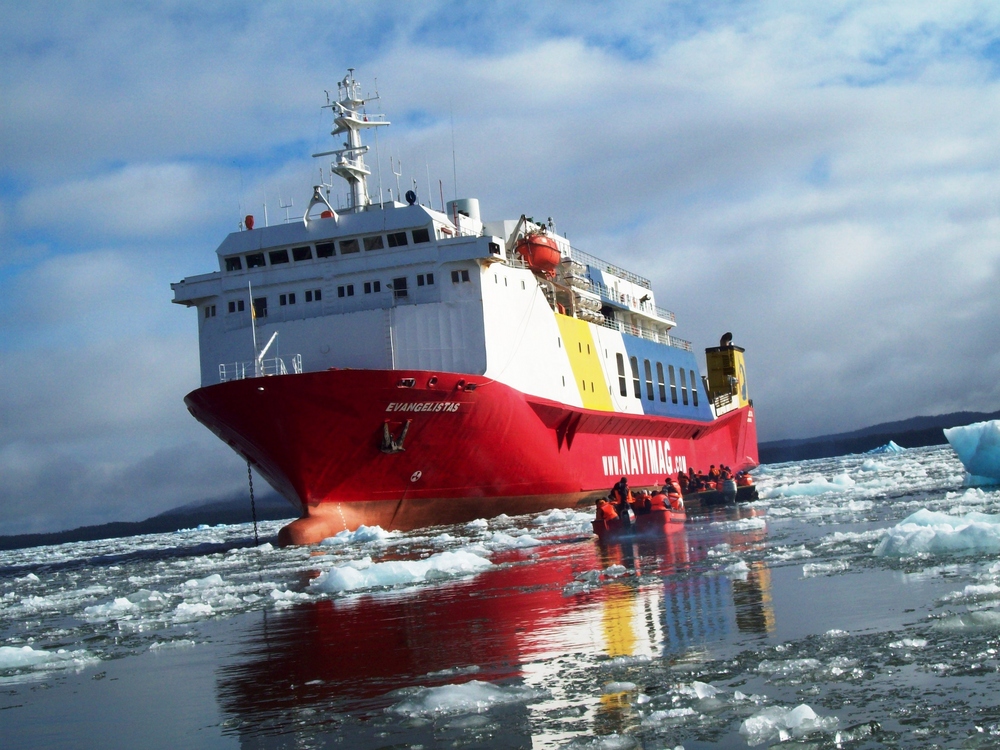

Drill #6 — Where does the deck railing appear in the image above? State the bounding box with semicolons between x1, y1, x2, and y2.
219;354;303;382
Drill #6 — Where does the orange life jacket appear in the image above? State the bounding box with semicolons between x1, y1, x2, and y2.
597;501;618;521
649;492;668;511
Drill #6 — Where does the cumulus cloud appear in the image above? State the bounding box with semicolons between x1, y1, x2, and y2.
3;1;1000;533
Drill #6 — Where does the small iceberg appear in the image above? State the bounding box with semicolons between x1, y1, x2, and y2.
945;420;1000;485
866;440;905;455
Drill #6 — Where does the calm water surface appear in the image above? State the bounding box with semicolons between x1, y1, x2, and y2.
4;446;1000;748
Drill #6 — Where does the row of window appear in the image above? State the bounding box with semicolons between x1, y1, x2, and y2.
224;228;433;272
206;268;469;319
615;353;699;407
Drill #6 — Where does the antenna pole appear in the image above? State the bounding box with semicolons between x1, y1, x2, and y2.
262;191;268;227
439;179;445;213
450;103;458;200
425;163;432;209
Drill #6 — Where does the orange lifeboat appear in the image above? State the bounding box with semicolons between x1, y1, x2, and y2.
515;233;560;278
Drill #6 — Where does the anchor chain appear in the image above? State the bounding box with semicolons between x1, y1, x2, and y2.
247;461;259;546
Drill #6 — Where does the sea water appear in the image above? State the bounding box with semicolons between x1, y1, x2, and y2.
3;445;1000;748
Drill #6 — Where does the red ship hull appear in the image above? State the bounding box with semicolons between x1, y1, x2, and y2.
184;369;758;545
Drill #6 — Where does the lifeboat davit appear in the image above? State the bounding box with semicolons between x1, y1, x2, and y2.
515;233;560;278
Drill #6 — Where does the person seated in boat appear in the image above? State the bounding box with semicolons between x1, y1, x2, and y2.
632;490;651;514
736;471;754;487
720;465;732;480
610;478;633;526
648;490;668;512
595;497;618;522
677;471;689;494
665;477;684;510
708;465;721;482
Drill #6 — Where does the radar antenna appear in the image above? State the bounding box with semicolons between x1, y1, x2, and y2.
310;69;390;212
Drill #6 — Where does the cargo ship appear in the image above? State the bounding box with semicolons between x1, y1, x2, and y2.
171;70;758;545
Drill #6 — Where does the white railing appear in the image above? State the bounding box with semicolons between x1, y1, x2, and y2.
219;354;303;383
595;318;692;350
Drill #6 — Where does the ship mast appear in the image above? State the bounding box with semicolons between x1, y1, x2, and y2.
311;69;390;211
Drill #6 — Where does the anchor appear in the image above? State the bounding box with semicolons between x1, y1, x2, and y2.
380;420;411;453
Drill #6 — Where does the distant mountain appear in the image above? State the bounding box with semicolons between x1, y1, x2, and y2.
0;490;297;552
759;409;1000;464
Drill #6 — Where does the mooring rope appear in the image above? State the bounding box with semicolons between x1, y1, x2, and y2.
247;461;259;546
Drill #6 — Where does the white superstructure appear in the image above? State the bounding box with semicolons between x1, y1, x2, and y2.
172;71;711;422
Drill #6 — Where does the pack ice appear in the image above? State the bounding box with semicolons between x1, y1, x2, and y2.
945;420;1000;484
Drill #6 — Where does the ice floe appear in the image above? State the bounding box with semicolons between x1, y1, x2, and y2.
945;420;1000;484
874;509;1000;557
739;704;839;746
309;549;493;593
387;680;548;717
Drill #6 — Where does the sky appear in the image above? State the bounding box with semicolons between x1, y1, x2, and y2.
2;1;1000;535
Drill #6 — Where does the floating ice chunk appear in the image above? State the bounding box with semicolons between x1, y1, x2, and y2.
0;645;99;674
388;680;547;717
888;638;928;649
16;573;40;583
945;420;1000;484
309;550;492;593
320;525;393;546
642;708;696;725
485;531;543;549
465;518;489;531
173;602;214;621
603;564;627;578
739;704;839;746
934;611;1000;630
676;681;719;699
860;459;888;472
761;474;855;499
874;509;1000;556
182;574;224;588
148;639;196;650
724;560;750;581
83;597;138;619
802;560;850;577
758;658;821;678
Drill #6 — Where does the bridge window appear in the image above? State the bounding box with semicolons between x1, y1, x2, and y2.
292;246;312;261
669;365;677;404
269;249;289;265
657;362;666;402
315;242;335;258
337;285;355;298
225;256;242;271
616;353;627;396
417;273;434;286
227;300;245;313
451;270;470;283
412;228;430;244
204;305;216;318
690;370;699;406
630;357;640;399
253;297;267;318
279;293;296;306
364;281;381;294
387;232;408;248
392;277;408;299
340;238;360;254
680;368;688;405
644;359;654;400
364;235;384;251
246;253;265;269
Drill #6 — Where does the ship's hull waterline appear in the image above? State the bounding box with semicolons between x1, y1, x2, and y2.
185;368;758;545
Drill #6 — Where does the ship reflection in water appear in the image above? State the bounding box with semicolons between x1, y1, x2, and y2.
216;506;773;747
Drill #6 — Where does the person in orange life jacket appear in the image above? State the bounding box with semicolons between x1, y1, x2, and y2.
595;497;618;522
736;471;754;487
648;490;668;512
664;476;684;510
610;477;633;526
708;465;721;482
